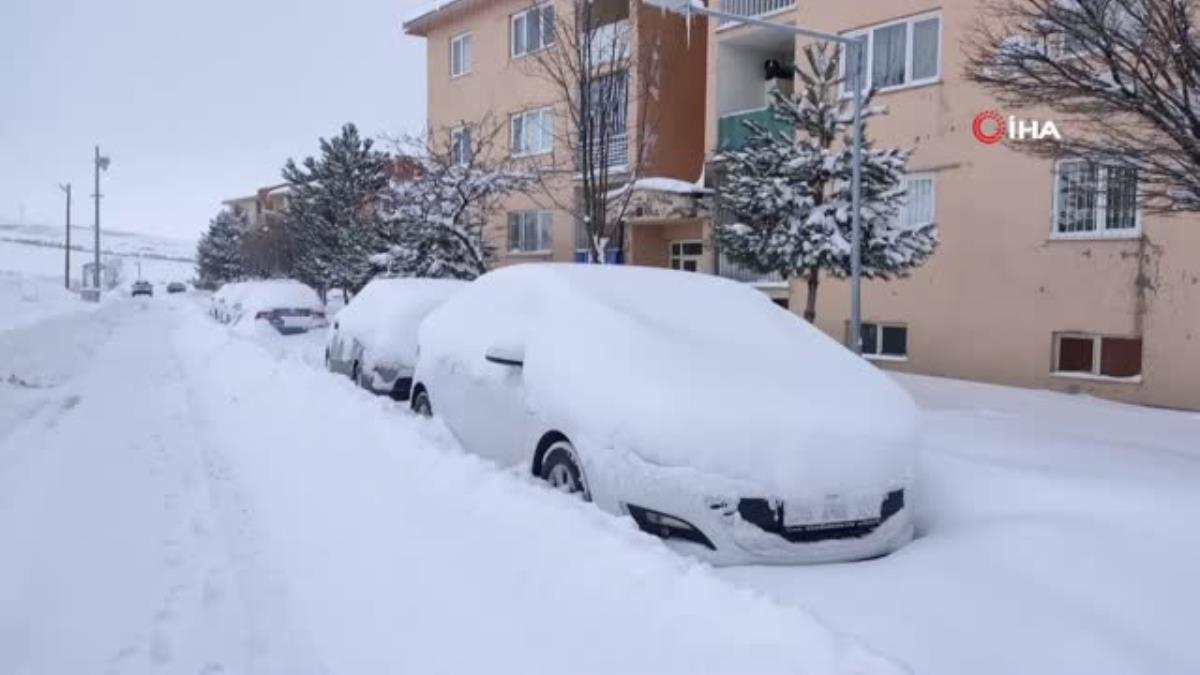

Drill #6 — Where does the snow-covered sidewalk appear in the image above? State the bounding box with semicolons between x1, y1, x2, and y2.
0;296;898;674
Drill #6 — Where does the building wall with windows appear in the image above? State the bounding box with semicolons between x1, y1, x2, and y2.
705;0;1200;410
406;0;708;269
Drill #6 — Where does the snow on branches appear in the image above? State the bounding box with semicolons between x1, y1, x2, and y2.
716;44;937;322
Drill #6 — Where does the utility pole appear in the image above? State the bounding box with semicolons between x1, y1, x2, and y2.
59;183;72;289
92;146;111;291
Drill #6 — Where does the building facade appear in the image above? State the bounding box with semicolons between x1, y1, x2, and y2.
404;0;710;269
407;0;1200;411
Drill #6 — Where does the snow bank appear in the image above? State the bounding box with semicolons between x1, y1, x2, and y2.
173;305;906;675
419;263;917;495
332;277;464;372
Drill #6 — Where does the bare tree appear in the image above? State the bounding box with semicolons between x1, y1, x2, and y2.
378;118;536;279
966;0;1200;212
521;0;660;262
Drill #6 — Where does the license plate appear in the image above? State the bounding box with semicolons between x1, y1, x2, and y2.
783;493;879;528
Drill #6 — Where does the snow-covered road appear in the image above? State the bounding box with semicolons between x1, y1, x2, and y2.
0;297;897;674
2;294;1198;675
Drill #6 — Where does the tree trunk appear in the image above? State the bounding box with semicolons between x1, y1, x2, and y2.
804;270;819;323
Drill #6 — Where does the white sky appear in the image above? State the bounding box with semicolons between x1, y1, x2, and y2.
0;0;433;245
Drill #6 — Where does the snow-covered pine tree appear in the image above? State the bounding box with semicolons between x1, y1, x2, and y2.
195;208;248;289
716;43;937;323
377;124;534;280
281;123;392;294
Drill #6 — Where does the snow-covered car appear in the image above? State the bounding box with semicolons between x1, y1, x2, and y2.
411;264;918;565
166;281;187;294
326;278;466;400
210;281;248;323
227;280;326;334
131;280;153;297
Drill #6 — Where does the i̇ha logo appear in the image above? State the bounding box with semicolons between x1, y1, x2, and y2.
972;110;1062;145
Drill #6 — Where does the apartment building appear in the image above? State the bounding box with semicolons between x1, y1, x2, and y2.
222;184;291;229
403;0;709;267
704;0;1200;410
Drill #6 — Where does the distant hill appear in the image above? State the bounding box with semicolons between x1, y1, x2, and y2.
0;223;195;263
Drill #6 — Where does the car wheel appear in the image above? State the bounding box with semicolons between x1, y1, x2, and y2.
540;441;591;502
411;388;432;417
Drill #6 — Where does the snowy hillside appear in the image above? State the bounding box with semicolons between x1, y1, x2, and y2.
0;222;195;262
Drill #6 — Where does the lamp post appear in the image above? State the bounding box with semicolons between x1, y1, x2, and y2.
59;183;71;289
92;146;111;292
643;0;868;354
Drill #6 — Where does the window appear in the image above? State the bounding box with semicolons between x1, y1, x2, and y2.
843;14;940;94
902;174;935;228
1053;333;1143;379
508;210;553;253
450;127;471;166
669;240;704;272
1053;159;1139;237
450;32;472;77
512;3;555;58
511;107;553;156
1046;32;1083;61
857;322;908;359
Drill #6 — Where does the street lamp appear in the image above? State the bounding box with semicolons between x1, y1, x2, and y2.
644;0;868;355
92;146;111;293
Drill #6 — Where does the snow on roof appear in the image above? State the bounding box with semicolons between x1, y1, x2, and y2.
403;0;473;34
335;277;466;370
608;176;710;199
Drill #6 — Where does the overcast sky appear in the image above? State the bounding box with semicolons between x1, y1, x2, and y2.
0;0;432;245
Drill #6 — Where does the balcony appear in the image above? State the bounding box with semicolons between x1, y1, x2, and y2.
579;131;630;170
717;252;785;285
717;108;792;152
717;0;796;25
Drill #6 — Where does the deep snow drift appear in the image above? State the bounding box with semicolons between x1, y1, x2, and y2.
0;295;900;674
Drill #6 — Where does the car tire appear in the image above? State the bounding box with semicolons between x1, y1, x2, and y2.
351;361;363;388
411;387;432;417
540;440;591;502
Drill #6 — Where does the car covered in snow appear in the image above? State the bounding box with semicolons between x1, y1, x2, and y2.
326;277;465;399
210;282;248;323
224;280;326;334
411;264;918;565
131;280;153;297
166;281;187;294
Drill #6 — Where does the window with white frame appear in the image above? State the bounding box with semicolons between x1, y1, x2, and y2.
855;322;908;359
450;32;473;77
902;174;935;228
508;210;553;253
843;13;940;94
512;3;556;58
1053;159;1139;237
511;107;554;156
450;127;472;166
1053;332;1142;379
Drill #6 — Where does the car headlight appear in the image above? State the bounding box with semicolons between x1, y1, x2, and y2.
625;504;715;550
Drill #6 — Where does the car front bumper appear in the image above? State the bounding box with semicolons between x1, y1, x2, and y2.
585;451;914;566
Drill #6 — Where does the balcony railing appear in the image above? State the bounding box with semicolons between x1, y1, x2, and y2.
717;108;792;152
717;253;785;285
717;0;797;24
580;131;629;170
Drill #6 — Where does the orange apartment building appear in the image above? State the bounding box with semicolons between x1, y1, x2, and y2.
406;0;1200;411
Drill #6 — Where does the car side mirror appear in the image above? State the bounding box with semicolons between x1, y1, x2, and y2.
484;341;525;367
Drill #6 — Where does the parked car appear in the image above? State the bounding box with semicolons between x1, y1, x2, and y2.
131;280;153;297
210;282;248;322
226;280;326;334
167;281;187;294
326;278;466;399
410;264;918;565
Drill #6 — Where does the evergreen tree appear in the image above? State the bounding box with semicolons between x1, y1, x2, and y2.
716;44;938;323
281;123;392;294
195;208;247;289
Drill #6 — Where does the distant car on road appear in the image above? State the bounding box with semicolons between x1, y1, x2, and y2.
166;282;187;294
326;278;465;400
226;280;326;335
410;264;918;565
131;280;153;297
